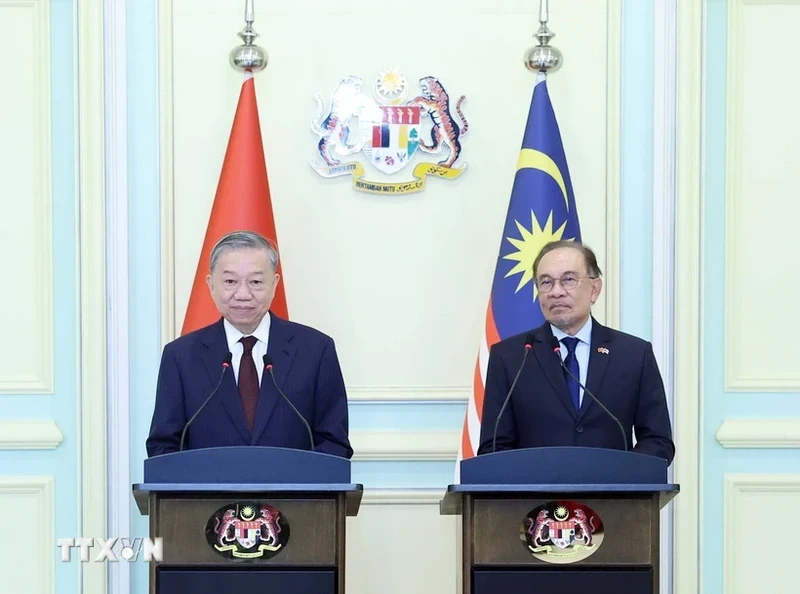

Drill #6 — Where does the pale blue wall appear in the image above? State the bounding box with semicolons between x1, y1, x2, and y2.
128;2;160;593
0;1;79;593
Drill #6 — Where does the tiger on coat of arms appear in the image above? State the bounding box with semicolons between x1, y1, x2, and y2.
310;74;376;166
408;76;469;168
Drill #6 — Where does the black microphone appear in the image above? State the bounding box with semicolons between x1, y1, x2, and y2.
263;355;315;452
492;333;536;453
550;336;628;451
180;352;232;452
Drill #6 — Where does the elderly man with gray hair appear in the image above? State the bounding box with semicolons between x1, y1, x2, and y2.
146;230;352;458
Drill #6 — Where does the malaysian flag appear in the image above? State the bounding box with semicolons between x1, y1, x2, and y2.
458;76;582;466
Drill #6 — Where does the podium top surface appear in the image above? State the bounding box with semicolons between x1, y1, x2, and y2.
439;483;679;514
440;446;679;514
141;446;351;483
132;482;363;516
132;446;362;516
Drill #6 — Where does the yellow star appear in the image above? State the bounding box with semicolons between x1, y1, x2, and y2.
503;210;570;300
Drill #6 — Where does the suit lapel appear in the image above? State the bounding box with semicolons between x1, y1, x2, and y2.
578;318;612;420
532;323;578;419
251;312;297;444
200;319;251;443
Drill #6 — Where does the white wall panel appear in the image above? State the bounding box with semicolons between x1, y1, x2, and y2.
0;0;52;393
346;490;458;594
0;477;55;594
726;0;800;391
724;474;800;594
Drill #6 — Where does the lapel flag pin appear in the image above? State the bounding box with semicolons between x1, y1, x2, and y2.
597;347;609;355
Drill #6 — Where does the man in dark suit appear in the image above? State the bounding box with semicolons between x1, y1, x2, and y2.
146;230;352;459
477;241;674;463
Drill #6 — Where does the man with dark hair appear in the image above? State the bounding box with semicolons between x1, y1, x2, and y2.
477;240;674;463
146;230;353;459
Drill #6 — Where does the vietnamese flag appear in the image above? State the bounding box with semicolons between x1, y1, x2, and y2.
181;72;288;335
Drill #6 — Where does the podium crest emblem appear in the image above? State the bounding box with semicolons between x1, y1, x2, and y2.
205;502;290;560
520;501;604;564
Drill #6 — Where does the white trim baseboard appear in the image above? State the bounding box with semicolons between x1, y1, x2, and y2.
347;386;470;402
360;489;444;505
716;419;800;448
0;420;63;450
351;431;460;461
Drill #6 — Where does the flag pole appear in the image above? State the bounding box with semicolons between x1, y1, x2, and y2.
230;0;268;73
524;0;563;75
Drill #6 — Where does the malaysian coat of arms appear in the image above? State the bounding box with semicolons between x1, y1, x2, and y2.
310;69;468;195
205;502;290;560
520;501;605;564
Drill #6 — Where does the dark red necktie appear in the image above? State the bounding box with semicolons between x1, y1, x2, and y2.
238;336;259;430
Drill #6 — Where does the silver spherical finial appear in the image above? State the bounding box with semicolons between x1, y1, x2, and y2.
230;29;268;72
524;22;563;73
230;0;268;71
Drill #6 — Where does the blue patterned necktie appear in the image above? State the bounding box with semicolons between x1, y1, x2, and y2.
561;337;581;412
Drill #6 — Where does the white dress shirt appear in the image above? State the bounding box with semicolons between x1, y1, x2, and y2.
223;314;271;386
550;316;592;406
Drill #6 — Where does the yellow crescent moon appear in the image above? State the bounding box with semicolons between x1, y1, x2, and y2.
516;148;570;212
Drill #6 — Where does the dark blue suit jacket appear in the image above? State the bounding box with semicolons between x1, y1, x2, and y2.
146;312;353;459
477;319;674;463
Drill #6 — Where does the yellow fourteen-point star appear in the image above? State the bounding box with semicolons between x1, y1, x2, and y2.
503;210;570;301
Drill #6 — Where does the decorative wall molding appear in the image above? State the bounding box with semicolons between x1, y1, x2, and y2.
347;386;470;402
0;0;53;394
724;474;800;594
360;489;443;505
104;0;131;593
741;0;800;5
351;430;460;461
653;2;678;592
77;0;108;593
0;420;63;450
673;0;704;591
158;0;176;346
605;0;622;329
725;0;800;391
0;476;55;594
716;419;800;448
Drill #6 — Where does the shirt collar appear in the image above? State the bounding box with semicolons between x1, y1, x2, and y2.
223;312;271;352
550;316;593;346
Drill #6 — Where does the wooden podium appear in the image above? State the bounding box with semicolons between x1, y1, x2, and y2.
133;446;362;594
441;447;678;594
